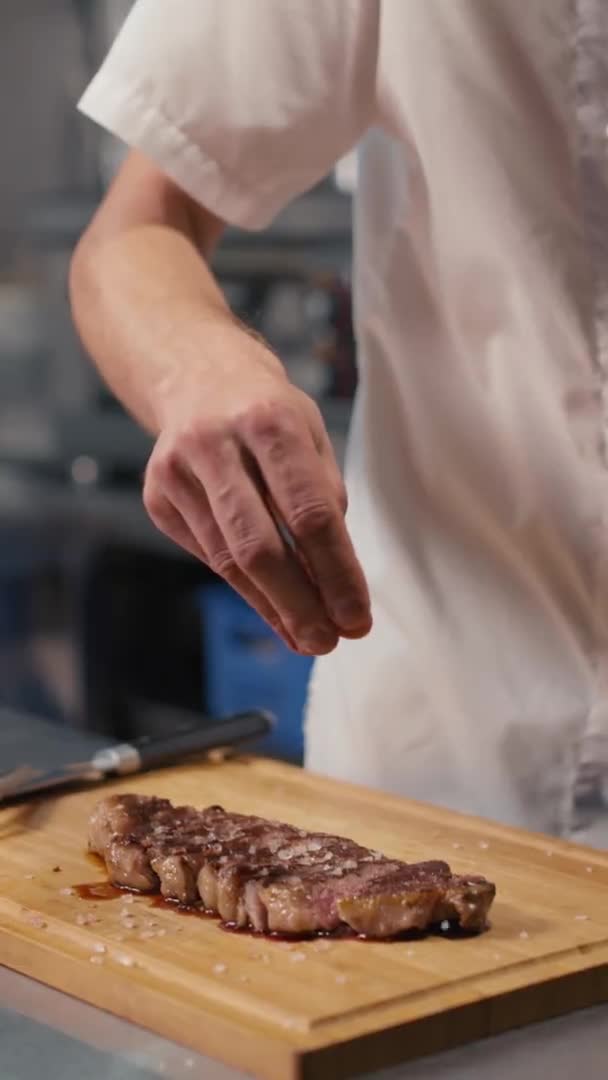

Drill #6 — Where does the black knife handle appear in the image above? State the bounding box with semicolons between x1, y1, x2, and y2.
123;710;275;773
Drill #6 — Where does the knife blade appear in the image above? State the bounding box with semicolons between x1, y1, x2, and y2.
0;709;274;803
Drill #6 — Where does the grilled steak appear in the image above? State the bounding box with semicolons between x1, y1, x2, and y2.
88;794;495;938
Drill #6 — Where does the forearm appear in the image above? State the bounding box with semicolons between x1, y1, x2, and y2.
71;221;252;433
69;154;281;433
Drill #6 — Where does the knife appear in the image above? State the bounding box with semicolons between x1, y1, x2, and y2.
0;709;274;803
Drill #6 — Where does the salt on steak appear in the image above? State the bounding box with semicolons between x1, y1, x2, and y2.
88;794;495;938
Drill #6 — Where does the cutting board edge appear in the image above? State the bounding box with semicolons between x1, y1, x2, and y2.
5;885;608;1044
2;916;608;1080
0;931;302;1080
300;944;608;1045
294;964;608;1080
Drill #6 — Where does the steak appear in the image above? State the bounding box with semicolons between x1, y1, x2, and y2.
88;794;495;938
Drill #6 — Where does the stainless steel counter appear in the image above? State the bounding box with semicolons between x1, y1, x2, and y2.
1;966;606;1080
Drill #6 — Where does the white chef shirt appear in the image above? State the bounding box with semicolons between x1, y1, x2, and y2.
80;0;608;839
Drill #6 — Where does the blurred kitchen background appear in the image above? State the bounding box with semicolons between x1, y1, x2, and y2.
0;0;357;763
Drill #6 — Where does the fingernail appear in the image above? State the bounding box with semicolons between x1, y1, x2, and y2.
341;621;372;640
301;626;339;655
332;598;371;631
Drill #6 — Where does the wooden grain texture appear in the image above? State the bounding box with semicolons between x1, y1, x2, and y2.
1;756;608;1080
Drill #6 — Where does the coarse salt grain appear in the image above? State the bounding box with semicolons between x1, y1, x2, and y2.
25;913;47;929
213;963;227;975
478;841;489;850
250;951;269;963
519;930;529;940
586;867;594;874
117;954;135;968
24;874;35;880
575;914;589;921
76;913;93;926
93;943;106;954
89;955;103;965
440;920;450;932
59;887;75;896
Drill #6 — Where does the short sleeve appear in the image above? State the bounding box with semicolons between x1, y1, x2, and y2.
78;0;379;230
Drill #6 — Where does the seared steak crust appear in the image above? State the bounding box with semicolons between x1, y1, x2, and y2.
88;794;495;938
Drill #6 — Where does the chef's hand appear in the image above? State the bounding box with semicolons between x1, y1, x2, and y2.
143;337;372;654
69;151;371;653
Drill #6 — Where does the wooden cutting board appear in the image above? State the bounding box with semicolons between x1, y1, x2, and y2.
1;757;608;1080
